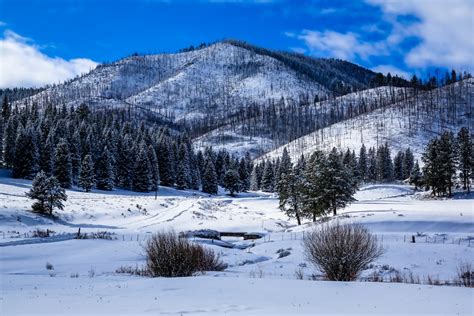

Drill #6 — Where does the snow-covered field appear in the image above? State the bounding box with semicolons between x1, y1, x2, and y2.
1;172;473;315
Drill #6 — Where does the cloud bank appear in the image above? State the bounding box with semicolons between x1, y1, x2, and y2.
0;30;98;88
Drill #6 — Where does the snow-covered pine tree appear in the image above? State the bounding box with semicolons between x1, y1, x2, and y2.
176;144;191;190
324;148;357;216
358;144;368;183
147;145;160;193
132;142;152;192
403;148;415;179
409;160;423;190
70;130;82;184
2;115;17;168
52;138;73;188
249;165;260;191
367;147;377;182
201;157;218;195
260;160;275;192
157;142;175;187
238;157;250;192
437;131;457;196
223;168;240;196
95;146;115;191
79;154;95;192
376;143;393;182
188;151;201;190
278;167;303;225
457;127;472;191
300;150;327;221
393;150;405;181
39;131;54;175
27;171;67;215
12;122;39;179
115;134;135;189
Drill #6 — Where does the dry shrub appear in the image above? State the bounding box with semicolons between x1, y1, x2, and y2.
303;222;384;281
144;231;227;277
456;262;473;287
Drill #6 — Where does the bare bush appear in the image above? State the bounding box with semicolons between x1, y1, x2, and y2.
144;231;227;277
456;262;473;287
32;229;53;238
303;222;384;281
45;262;54;270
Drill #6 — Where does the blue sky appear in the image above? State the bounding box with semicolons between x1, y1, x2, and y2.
0;0;473;88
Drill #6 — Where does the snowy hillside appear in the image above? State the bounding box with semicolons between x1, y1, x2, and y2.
1;172;473;314
264;79;474;161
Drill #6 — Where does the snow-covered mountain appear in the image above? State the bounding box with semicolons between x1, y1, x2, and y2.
17;41;378;120
263;79;474;161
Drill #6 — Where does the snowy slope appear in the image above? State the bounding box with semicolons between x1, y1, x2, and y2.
263;79;474;161
1;173;473;314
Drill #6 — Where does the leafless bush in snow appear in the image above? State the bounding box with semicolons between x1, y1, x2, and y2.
303;222;384;281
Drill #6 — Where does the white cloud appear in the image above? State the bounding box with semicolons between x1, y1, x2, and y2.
0;21;6;27
288;29;386;61
371;64;411;79
0;30;98;88
367;0;474;70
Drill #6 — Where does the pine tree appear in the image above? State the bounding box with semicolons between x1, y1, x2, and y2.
358;144;368;182
201;157;218;195
223;169;240;196
437;131;457;196
27;171;67;215
95;146;114;191
249;165;260;191
116;134;134;189
403;148;415;179
176;144;191;190
409;160;423;190
260;160;275;192
393;151;405;181
3;115;18;168
79;154;95;192
367;147;377;182
300;150;327;221
158;143;175;187
376;143;393;182
457;127;472;191
53;138;72;188
324;148;357;216
147;145;160;193
39;132;54;175
278;167;303;225
12;123;38;179
1;94;10;120
132;142;152;192
238;157;250;192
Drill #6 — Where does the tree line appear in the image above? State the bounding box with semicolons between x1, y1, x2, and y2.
0;98;253;200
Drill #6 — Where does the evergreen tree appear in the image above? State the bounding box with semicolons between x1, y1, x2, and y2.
12;123;38;179
95;146;114;191
376;143;393;182
358;144;368;182
393;150;405;180
409;160;423;190
39;132;54;175
300;150;328;221
260;160;275;192
367;147;377;182
79;154;95;192
3;115;18;168
132;142;152;192
324;148;357;216
278;167;303;225
158;143;175;187
201;157;218;194
403;148;415;179
147;145;160;193
249;165;260;191
223;169;240;196
1;94;10;120
53;138;72;188
116;134;134;189
176;144;191;190
238;157;250;192
457;127;473;191
437;131;457;196
26;171;67;215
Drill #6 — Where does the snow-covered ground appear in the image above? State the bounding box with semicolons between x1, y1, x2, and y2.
1;172;473;315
